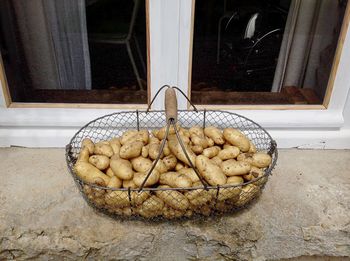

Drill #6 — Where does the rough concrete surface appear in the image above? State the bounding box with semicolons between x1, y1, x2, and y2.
0;148;349;260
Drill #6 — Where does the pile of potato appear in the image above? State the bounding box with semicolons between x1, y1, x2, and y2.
74;125;272;218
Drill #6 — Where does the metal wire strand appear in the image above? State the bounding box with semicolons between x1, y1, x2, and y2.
171;120;209;189
138;120;171;192
146;85;171;112
171;86;198;112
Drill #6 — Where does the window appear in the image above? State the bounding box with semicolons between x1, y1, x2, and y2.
190;0;349;106
0;0;148;105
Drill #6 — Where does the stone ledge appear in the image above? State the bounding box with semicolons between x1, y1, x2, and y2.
0;148;349;260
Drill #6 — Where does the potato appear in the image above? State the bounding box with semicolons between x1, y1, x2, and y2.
163;155;177;170
189;126;205;137
119;141;143;159
168;136;197;167
185;189;213;206
178;168;200;183
131;156;153;173
243;173;253;181
237;153;254;165
204;126;225;145
221;159;251;176
106;167;115;178
149;136;160;144
105;190;150;208
235;184;260;207
217;186;241;201
175;162;185;171
123;179;138;189
157;124;179;140
179;128;190;138
107;176;122;188
82;138;94;154
154;159;168;174
217;146;240;160
252;152;272;168
77;147;90;163
190;134;208;149
250;167;267;186
149;143;163;160
250;166;263;178
156;185;189;211
223;128;250;152
133;169;160;187
160;172;193;188
141;145;149;158
109;138;121;156
110;158;134;180
89;155;110;170
248;141;257;153
138;196;164;218
202;146;220;158
226;176;244;184
163;142;171;156
94;142;114;157
162;206;185;219
120;130;138;145
191;145;203;155
74;161;110;186
123;130;149;145
206;137;215;147
211;156;223;166
196;155;227;185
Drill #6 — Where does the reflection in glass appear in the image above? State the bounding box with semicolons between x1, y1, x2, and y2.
191;0;348;105
0;0;147;104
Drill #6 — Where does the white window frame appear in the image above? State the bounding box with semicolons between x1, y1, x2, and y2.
1;0;350;148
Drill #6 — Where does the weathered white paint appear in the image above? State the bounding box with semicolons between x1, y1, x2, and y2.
1;0;350;148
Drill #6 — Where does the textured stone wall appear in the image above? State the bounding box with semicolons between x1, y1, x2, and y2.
0;148;349;260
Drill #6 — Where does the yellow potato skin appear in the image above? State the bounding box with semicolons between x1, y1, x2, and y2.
123;179;138;189
202;146;221;158
120;130;138;145
252;152;272;168
189;126;205;137
94;142;114;157
119;141;143;159
163;155;177;170
177;168;200;183
107;176;122;188
77;147;90;163
110;158;134;180
223;128;251;152
168;136;196;167
89;155;110;170
204;126;225;145
217;146;240;160
159;172;193;188
156;185;189;211
138;196;164;218
82;138;95;154
195;155;227;185
133;170;160;187
74;161;110;186
149;143;163;160
131;156;153;173
221;159;251;176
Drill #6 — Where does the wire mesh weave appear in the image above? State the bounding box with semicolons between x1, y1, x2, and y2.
66;110;277;220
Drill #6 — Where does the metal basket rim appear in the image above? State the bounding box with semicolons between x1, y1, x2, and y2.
65;109;278;192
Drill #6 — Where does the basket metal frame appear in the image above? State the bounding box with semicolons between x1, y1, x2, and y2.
65;87;278;219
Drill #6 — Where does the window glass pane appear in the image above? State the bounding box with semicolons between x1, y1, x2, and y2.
191;0;348;105
0;0;147;104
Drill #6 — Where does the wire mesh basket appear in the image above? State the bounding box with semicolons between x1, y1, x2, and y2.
66;86;277;220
